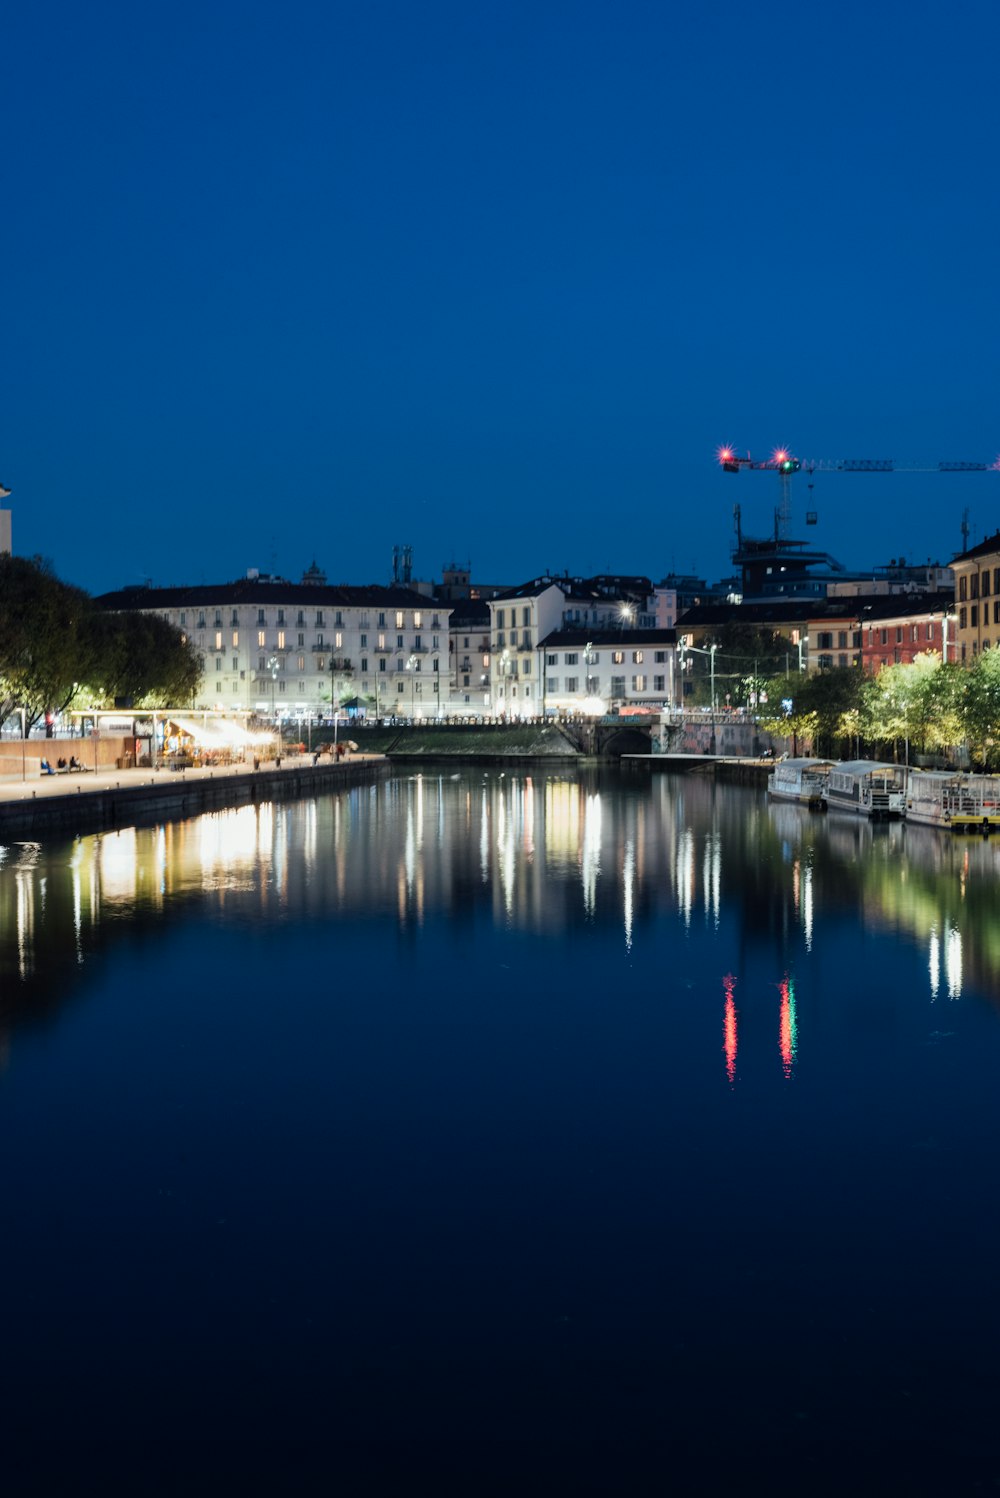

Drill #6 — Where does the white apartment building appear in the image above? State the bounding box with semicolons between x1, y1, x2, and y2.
488;575;677;716
96;570;453;720
540;629;677;714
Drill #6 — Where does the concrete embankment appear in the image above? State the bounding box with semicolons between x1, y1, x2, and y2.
0;758;390;840
342;723;583;757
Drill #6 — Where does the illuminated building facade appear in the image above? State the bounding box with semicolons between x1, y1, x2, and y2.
951;532;1000;662
96;571;453;720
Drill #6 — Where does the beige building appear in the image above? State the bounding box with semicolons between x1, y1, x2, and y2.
951;533;1000;661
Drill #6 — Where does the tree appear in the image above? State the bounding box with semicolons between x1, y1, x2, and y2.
0;555;96;729
960;650;1000;768
84;611;202;708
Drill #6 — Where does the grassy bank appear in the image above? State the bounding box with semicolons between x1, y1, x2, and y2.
310;724;581;757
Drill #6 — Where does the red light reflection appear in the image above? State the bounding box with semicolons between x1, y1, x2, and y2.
778;975;797;1079
723;974;738;1085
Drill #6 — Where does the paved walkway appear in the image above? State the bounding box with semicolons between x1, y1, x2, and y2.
0;753;376;806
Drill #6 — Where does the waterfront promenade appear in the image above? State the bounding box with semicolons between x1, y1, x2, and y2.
0;750;388;838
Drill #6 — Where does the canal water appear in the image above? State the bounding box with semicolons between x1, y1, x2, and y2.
1;766;998;1484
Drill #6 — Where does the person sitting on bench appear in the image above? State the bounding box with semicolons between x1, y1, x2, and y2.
40;759;55;775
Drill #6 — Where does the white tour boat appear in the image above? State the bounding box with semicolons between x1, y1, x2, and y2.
823;760;906;820
767;757;835;809
905;770;1000;833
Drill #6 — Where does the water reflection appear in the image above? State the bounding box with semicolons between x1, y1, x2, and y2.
4;767;1000;1045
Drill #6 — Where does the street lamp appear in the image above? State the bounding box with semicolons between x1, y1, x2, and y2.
710;643;718;711
405;653;418;718
268;655;279;757
797;635;809;672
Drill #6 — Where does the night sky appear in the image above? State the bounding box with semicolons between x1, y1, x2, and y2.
6;0;1000;596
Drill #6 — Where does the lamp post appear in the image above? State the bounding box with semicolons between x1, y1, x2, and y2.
405;654;418;718
268;655;279;758
797;634;809;672
710;643;718;711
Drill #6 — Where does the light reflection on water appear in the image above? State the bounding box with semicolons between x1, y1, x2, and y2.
3;766;1000;1464
2;767;1000;1045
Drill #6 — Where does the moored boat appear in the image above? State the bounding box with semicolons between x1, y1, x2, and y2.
905;770;1000;833
823;760;905;820
767;757;834;809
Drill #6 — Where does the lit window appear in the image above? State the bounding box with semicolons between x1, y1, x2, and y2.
215;631;223;650
277;631;285;649
232;631;239;648
257;631;266;647
395;612;404;629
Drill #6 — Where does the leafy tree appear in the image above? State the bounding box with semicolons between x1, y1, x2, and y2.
960;649;1000;768
84;611;202;708
0;555;95;729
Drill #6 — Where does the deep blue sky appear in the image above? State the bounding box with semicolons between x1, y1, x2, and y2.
6;0;1000;595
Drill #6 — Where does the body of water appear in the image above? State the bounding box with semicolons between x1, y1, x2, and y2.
1;766;998;1486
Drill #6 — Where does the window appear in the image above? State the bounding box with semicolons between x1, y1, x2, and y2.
378;612;386;627
335;612;343;627
971;605;979;627
230;631;238;648
911;625;918;642
994;602;1000;625
277;631;285;649
297;656;305;671
414;612;422;628
296;611;304;626
395;612;404;629
317;658;325;671
179;612;186;627
994;569;1000;595
398;681;405;694
546;678;559;693
278;681;286;693
959;576;968;601
546;653;558;666
959;607;967;629
257;630;266;648
379;659;387;672
277;610;285;625
880;629;888;646
521;659;530;676
397;634;404;649
297;633;304;647
231;610;239;627
632;675;646;692
654;650;667;663
316;612;325;627
317;633;324;647
215;611;222;627
258;655;266;671
214;631;223;650
819;654;834;669
838;632;848;649
612;651;624;665
895;627;903;643
654;675;665;692
216;658;222;672
632;650;644;664
984;572;992;598
414;635;422;650
818;632;833;650
198;613;206;628
361;658;368;672
522;607;530;626
839;654;848;667
611;675;625;697
565;653;579;666
483;653;490;668
971;574;980;599
258;609;265;625
565;677;579;692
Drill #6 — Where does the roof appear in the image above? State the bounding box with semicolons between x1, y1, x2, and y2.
538;627;677;649
677;590;954;630
96;580;448;611
953;532;1000;564
830;760;902;776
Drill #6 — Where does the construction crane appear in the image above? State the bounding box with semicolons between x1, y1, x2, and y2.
717;446;1000;540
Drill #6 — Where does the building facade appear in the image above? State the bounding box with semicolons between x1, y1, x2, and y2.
951;534;1000;662
97;572;453;720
